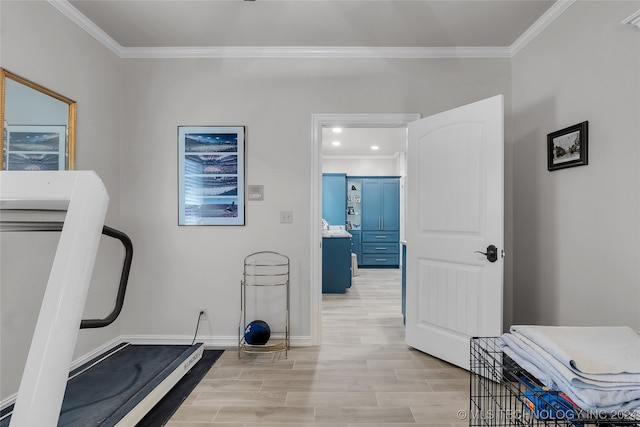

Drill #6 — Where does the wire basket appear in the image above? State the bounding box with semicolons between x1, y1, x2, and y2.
470;337;640;427
238;251;290;358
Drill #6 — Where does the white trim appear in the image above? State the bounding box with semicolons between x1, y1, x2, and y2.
49;0;572;59
120;334;313;348
510;0;576;56
47;0;123;57
120;46;512;59
311;113;420;347
622;9;640;29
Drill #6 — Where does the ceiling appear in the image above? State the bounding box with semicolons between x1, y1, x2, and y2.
60;0;560;156
322;127;407;157
63;0;558;57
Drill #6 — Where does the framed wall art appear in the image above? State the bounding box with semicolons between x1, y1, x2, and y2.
547;121;588;171
178;126;245;225
4;125;67;170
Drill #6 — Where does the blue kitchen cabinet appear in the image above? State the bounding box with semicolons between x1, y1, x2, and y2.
350;230;361;265
359;177;400;267
322;173;347;227
362;178;399;231
322;236;352;293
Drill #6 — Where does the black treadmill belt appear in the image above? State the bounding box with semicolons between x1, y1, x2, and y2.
1;343;203;427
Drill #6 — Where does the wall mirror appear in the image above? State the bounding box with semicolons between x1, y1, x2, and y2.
1;68;76;170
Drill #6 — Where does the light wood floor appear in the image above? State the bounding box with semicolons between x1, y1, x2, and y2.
167;268;470;426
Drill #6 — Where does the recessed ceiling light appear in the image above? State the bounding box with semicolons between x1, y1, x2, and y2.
332;127;342;133
371;145;379;150
332;141;341;146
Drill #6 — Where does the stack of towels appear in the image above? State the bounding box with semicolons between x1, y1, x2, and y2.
500;325;640;414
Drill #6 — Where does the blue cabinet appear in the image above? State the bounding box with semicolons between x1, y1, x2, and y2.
362;178;399;231
359;177;400;267
322;173;346;227
350;230;361;264
322;236;352;293
324;176;400;268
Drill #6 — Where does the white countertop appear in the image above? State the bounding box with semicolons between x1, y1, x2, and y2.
322;229;352;238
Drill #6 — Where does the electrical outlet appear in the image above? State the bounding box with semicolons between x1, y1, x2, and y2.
199;308;208;320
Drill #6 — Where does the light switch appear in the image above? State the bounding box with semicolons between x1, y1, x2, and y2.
280;211;293;223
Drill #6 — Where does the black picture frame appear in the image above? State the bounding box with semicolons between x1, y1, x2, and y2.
547;121;588;171
177;126;245;226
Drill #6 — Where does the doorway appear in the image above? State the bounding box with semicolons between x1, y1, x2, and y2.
310;113;420;345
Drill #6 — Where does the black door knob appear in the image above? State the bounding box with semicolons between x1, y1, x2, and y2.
475;245;498;262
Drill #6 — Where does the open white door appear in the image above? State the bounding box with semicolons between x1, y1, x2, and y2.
405;95;504;370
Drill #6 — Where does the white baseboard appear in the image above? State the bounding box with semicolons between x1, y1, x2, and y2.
120;334;314;349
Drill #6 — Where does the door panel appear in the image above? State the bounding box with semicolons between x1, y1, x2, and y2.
406;95;504;370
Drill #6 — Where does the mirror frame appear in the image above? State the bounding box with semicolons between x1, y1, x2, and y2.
1;68;77;170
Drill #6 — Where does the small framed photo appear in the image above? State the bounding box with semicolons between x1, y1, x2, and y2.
178;126;245;225
4;125;67;170
547;121;588;171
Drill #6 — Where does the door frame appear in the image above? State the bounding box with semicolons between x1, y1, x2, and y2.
310;113;420;345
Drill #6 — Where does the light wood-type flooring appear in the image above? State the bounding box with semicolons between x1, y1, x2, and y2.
167;268;470;426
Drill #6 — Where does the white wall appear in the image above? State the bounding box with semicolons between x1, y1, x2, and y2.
0;1;516;404
323;156;401;176
512;1;640;329
0;1;122;401
119;57;512;342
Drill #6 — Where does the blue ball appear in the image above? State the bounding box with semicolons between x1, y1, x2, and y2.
244;320;270;345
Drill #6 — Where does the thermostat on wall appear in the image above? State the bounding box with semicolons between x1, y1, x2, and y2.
248;185;264;201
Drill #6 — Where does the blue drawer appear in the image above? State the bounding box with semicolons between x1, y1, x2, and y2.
362;242;399;254
362;231;399;243
362;254;400;266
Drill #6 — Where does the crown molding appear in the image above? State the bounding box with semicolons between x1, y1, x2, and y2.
622;9;640;29
47;0;124;57
119;46;511;59
49;0;572;59
510;0;576;56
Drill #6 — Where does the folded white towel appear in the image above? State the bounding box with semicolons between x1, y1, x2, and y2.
500;333;640;413
510;325;640;375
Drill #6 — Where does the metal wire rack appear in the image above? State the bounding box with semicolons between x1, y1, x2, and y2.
470;337;640;427
238;251;290;358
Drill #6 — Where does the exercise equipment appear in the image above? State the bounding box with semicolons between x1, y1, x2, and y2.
244;320;271;345
0;171;204;427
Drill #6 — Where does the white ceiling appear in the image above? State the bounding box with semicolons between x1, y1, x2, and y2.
322;127;407;157
60;0;562;57
57;0;561;156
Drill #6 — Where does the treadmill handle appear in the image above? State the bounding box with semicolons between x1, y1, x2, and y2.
80;225;133;329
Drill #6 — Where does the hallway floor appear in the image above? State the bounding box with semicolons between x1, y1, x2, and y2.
167;268;469;426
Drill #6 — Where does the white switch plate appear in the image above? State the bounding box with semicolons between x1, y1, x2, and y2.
280;210;293;223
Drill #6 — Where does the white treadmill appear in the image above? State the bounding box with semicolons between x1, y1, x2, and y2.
0;171;203;427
